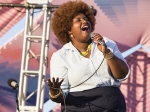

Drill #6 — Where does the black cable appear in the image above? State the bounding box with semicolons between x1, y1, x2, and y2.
50;55;122;112
60;88;67;112
88;103;93;112
49;56;105;112
14;7;42;13
50;56;105;91
67;56;104;89
13;7;26;13
14;88;20;112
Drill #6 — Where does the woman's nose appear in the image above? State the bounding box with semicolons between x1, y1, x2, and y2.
81;19;87;24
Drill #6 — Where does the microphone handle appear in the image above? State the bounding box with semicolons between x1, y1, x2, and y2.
98;40;105;45
90;32;105;45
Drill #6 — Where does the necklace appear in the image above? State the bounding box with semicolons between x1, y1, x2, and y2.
80;44;91;56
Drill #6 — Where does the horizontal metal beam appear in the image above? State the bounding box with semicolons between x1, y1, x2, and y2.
0;3;59;9
0;3;97;16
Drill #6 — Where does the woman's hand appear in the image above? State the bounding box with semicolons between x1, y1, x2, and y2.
47;77;64;103
47;77;64;95
93;33;128;79
93;33;109;54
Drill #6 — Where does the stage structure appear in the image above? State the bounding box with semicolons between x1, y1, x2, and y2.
0;0;97;111
0;0;59;111
18;0;53;112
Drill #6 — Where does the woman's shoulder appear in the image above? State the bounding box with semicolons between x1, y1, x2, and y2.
103;36;116;44
52;42;72;57
102;36;118;51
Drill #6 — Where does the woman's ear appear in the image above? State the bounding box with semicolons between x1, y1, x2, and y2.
68;31;72;35
68;31;74;39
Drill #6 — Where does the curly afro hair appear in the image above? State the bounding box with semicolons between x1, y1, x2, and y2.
51;0;96;45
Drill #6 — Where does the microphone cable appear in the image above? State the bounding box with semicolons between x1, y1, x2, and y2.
15;87;20;112
7;79;20;112
49;55;106;112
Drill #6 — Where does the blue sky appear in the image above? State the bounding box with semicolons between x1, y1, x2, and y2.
0;17;25;47
0;9;41;47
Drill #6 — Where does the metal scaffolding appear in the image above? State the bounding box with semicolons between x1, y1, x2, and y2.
0;0;58;111
0;1;97;111
17;1;57;112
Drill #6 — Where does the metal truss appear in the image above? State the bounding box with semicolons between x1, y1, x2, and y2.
18;1;53;112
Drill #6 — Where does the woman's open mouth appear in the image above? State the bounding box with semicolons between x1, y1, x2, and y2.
81;25;90;32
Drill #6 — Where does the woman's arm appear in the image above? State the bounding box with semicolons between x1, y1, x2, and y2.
104;50;128;79
93;33;129;79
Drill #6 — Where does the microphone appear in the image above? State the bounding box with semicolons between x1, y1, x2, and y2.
90;32;105;45
7;78;19;89
7;78;20;111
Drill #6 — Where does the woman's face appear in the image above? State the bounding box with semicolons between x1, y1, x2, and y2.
70;12;91;43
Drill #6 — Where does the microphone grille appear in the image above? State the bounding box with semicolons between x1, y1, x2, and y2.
90;32;94;39
7;78;17;88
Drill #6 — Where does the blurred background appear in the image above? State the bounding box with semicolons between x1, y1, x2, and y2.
0;0;150;112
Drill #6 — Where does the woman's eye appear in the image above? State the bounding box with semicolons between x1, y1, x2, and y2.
73;17;88;23
84;17;88;21
76;19;80;22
